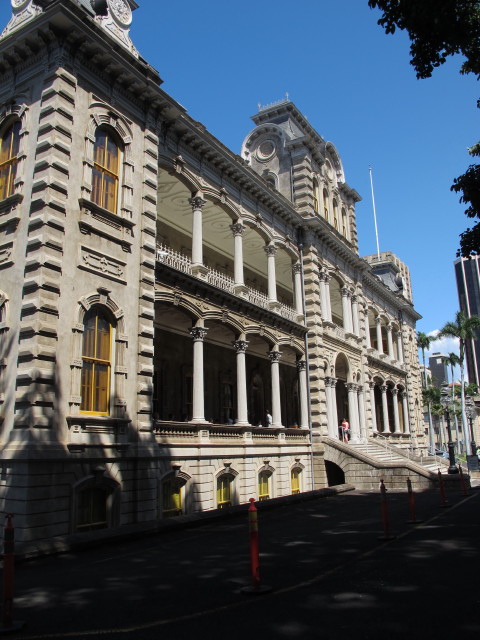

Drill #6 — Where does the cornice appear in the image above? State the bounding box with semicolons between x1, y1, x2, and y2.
0;1;166;104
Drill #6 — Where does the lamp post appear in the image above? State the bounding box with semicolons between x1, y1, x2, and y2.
465;395;477;456
440;382;459;474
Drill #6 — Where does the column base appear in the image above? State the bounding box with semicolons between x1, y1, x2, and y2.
234;284;248;298
191;264;208;279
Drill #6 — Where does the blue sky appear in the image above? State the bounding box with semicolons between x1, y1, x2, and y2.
1;1;477;374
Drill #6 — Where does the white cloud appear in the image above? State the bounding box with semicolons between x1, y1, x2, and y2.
425;334;460;359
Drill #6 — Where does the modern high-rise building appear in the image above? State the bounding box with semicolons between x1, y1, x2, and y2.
428;352;448;388
454;257;480;385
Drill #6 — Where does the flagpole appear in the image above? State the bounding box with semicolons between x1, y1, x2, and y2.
369;167;381;260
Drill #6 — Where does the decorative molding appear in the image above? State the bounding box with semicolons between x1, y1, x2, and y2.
2;0;42;38
79;246;126;283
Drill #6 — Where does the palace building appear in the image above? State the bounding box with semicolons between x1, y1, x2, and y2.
0;0;424;548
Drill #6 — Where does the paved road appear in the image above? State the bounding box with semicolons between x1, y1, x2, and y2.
4;482;480;639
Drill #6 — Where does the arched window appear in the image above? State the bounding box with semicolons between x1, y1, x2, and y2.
313;179;319;213
291;468;301;495
217;474;233;509
258;471;270;501
81;307;112;414
342;208;348;237
162;477;182;518
323;189;329;222
333;199;339;230
0;121;20;201
76;487;107;532
92;128;120;213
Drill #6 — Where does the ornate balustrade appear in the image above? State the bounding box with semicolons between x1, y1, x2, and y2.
154;421;310;445
156;244;299;323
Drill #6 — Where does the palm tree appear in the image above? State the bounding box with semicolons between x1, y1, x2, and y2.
417;331;434;453
439;311;480;455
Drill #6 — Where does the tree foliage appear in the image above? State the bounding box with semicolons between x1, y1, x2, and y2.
368;0;480;256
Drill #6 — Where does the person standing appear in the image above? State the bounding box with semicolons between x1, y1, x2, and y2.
266;411;273;427
341;418;350;442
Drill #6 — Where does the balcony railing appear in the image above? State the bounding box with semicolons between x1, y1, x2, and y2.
156;244;299;323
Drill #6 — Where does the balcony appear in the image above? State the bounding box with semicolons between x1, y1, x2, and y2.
156;244;299;323
154;421;310;446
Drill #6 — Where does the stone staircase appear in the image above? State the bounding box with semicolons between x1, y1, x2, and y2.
348;441;448;474
322;437;457;491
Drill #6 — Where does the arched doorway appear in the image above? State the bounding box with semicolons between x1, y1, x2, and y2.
335;353;349;438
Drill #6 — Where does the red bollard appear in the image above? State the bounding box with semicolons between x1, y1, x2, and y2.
240;499;271;595
378;479;395;540
437;469;449;507
458;465;469;496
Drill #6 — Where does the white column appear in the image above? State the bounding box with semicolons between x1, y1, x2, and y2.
269;349;283;427
401;391;410;434
387;324;394;359
325;377;334;437
347;383;360;442
265;244;278;304
381;384;390;433
331;378;339;436
358;384;367;442
233;339;249;426
396;330;404;363
297;360;309;429
189;326;208;423
319;272;330;321
189;195;206;267
376;317;383;353
351;295;360;336
325;274;332;322
364;308;371;348
369;381;378;432
391;387;401;433
341;287;351;331
293;263;304;317
231;222;245;288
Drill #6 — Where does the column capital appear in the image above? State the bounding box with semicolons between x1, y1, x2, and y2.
375;316;382;326
292;262;302;275
400;390;407;400
296;359;307;372
380;384;388;394
341;286;350;298
189;327;208;341
351;294;358;304
386;324;393;333
319;270;329;283
264;244;277;257
346;382;357;393
390;386;398;396
230;222;245;237
368;381;376;390
189;195;206;211
268;350;282;363
233;339;248;353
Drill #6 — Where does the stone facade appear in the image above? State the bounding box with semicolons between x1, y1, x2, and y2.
0;0;423;547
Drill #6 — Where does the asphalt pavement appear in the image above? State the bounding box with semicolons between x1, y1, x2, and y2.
3;480;480;640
